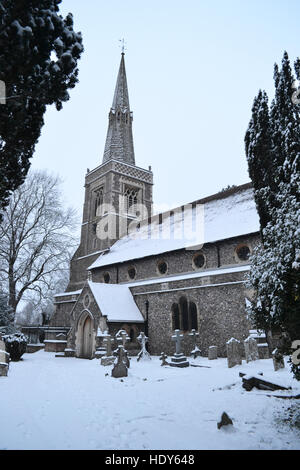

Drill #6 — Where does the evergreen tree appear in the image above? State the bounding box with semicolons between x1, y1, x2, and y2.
244;89;273;233
245;52;300;378
0;0;84;220
0;292;15;334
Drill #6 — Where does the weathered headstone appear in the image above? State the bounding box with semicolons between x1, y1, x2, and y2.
100;335;115;366
137;332;151;362
272;348;285;371
244;336;259;363
0;338;9;377
111;346;129;378
208;345;218;360
189;329;201;359
249;330;270;359
226;337;242;368
170;330;189;368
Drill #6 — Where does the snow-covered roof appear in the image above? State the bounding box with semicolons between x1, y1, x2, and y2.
87;281;144;323
89;184;259;270
54;289;82;298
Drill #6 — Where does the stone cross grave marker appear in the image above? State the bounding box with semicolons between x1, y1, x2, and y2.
137;332;151;362
115;330;129;349
170;330;189;368
172;330;183;355
100;335;115;366
189;329;201;359
160;352;169;366
226;337;242;368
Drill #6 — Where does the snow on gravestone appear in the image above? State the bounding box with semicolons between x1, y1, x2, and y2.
244;336;259;363
226;338;242;368
137;332;151;362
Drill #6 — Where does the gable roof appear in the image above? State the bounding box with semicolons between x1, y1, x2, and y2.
89;183;259;270
88;281;144;323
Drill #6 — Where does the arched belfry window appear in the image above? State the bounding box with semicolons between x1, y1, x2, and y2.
94;188;104;217
172;297;199;332
124;187;139;215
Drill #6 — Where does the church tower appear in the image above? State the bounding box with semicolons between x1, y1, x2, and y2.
67;53;153;292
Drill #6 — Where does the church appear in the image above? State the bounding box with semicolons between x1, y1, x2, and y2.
44;53;261;359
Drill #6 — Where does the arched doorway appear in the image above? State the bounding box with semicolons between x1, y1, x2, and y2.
82;315;93;359
76;310;95;359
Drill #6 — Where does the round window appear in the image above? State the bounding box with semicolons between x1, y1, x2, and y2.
83;294;90;308
157;260;168;275
236;245;251;261
103;272;110;283
193;252;205;269
128;266;136;280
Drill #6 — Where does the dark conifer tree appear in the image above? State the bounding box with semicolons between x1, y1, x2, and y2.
245;52;300;379
0;0;84;220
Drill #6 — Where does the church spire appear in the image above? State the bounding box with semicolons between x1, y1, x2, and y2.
102;53;135;165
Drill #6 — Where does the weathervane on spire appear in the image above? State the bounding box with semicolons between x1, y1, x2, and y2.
119;38;126;54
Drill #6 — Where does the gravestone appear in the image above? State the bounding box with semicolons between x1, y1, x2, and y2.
111;346;128;378
272;348;285;371
170;330;189;368
0;338;9;377
217;412;233;429
208;346;218;360
189;329;201;359
116;330;130;348
160;352;169;366
137;332;151;362
100;335;115;366
249;330;270;359
95;329;109;359
226;337;242;368
244;336;259;363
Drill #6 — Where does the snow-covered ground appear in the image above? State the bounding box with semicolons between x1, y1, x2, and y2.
1;351;300;450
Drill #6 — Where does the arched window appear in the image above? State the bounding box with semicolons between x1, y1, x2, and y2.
94;188;104;217
172;303;180;330
179;297;189;331
189;302;198;330
124;187;138;215
171;298;199;332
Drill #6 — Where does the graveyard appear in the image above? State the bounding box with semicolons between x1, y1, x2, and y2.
1;332;300;450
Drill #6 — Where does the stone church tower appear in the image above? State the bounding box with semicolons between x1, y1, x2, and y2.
67;53;153;293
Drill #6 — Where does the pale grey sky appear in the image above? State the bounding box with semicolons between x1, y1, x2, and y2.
32;0;300;219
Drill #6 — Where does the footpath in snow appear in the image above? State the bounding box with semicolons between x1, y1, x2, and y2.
0;350;300;450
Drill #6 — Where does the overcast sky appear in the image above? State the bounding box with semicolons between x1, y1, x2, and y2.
32;0;300;219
